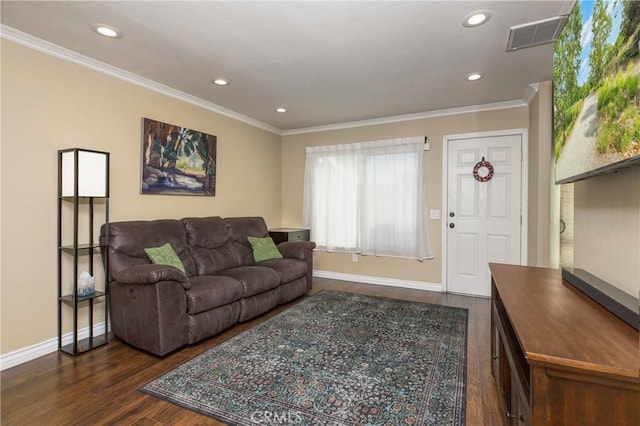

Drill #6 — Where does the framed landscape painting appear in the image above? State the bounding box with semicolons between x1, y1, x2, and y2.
141;118;217;196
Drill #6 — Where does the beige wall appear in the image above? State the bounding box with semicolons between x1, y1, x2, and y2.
527;82;555;267
574;166;640;297
0;40;282;354
281;107;530;285
2;39;598;358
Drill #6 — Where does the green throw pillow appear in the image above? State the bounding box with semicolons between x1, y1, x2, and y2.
248;236;283;262
144;243;186;273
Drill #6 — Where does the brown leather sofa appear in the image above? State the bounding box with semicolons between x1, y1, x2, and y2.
100;216;315;356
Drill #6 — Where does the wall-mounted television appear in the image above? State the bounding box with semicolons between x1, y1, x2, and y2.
553;0;640;184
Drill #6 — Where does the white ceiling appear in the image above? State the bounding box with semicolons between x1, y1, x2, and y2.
0;1;573;133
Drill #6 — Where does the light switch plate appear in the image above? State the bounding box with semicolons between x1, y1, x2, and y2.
430;209;441;220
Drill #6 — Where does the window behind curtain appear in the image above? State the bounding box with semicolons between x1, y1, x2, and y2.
302;137;433;260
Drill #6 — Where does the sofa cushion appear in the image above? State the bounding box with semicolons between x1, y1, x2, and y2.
225;217;270;266
104;219;196;278
248;236;282;262
186;275;243;314
226;217;269;241
144;243;186;273
218;266;280;297
258;258;308;283
183;217;239;275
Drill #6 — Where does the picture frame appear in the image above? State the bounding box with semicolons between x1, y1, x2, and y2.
141;118;217;196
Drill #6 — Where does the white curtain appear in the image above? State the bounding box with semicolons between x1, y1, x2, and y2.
302;136;433;260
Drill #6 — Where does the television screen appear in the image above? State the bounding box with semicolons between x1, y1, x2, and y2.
553;0;640;184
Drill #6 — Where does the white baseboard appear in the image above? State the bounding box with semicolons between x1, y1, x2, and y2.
313;270;442;293
0;322;106;371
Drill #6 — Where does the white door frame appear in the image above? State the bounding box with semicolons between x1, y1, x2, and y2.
441;128;529;293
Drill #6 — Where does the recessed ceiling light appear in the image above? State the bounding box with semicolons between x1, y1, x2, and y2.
212;78;229;86
91;24;123;39
466;72;484;81
276;108;287;113
463;10;491;27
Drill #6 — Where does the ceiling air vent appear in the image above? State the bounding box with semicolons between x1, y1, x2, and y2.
506;16;568;51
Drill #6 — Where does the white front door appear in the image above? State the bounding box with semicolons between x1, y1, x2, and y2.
445;133;523;296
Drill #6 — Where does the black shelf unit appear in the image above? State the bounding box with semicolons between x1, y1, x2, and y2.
57;148;110;356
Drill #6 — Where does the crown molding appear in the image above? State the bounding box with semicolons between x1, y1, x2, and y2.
282;99;527;136
0;25;282;135
3;24;530;138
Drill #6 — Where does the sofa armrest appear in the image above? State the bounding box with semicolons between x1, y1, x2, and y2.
116;264;191;290
109;279;188;355
277;240;316;260
278;240;316;292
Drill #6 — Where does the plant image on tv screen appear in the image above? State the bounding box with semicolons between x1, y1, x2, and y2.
554;0;640;183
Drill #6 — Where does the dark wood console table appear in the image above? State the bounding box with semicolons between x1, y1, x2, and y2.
489;263;639;425
268;228;310;245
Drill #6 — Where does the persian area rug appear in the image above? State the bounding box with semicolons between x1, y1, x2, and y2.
141;290;468;425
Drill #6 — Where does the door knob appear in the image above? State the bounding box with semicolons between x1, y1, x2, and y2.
449;223;455;229
449;212;455;217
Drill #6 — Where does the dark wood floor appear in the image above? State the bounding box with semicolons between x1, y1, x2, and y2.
1;278;506;425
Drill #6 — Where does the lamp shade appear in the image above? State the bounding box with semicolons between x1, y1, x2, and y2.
60;149;109;197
